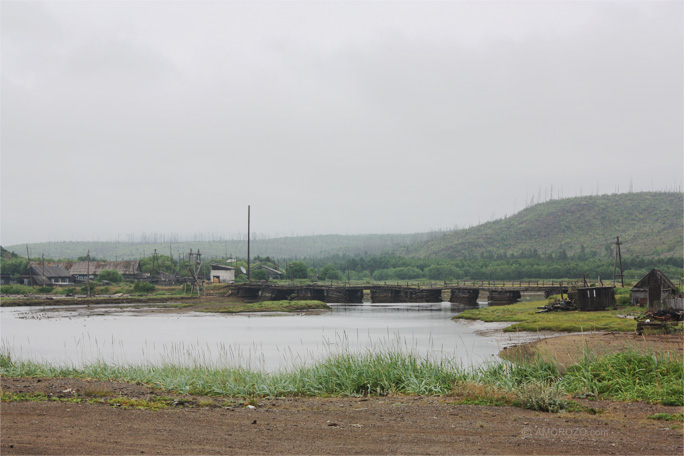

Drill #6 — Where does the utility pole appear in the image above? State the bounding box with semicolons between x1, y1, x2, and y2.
612;236;624;288
26;246;33;286
247;205;251;281
86;250;91;297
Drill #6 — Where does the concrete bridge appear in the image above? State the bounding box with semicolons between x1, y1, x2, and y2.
230;282;574;305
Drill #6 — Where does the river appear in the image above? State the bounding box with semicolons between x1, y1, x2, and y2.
0;302;537;371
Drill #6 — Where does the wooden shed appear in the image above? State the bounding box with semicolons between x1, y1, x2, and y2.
576;286;615;311
631;269;683;310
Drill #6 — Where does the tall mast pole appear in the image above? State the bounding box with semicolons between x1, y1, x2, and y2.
26;245;33;285
247;205;251;281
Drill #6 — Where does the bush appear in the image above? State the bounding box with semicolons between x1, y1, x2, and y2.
133;282;156;293
0;284;34;295
319;264;342;281
515;381;568;413
97;270;124;284
37;286;55;293
616;294;631;306
81;284;96;294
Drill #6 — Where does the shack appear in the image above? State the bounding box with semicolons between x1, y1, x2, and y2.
210;264;235;283
575;286;615;311
631;269;683;310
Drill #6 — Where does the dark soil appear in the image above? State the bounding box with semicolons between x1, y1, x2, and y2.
2;376;682;455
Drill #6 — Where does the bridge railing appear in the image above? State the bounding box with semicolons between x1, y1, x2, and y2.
236;279;579;289
443;280;579;289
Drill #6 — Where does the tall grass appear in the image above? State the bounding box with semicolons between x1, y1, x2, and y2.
2;346;681;408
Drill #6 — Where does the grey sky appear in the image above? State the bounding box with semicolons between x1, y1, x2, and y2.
2;1;682;246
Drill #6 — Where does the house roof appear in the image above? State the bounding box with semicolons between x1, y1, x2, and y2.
68;261;141;275
259;265;283;275
28;263;72;278
210;264;235;271
632;268;677;291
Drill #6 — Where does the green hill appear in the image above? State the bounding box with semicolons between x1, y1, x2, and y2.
4;233;438;262
407;192;683;260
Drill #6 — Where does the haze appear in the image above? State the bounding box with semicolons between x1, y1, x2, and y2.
2;1;682;246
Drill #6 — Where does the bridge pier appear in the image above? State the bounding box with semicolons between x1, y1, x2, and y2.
324;288;364;303
487;290;521;305
449;288;479;305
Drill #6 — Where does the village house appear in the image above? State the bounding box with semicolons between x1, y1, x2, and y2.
23;262;74;286
67;261;142;282
259;265;283;280
631;268;683;310
210;264;235;283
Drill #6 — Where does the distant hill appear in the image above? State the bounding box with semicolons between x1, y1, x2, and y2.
4;233;440;262
5;192;682;264
406;192;683;259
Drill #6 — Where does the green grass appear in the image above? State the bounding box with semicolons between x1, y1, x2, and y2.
209;300;329;313
648;413;684;422
454;299;639;332
2;345;681;410
1;391;83;404
560;350;684;405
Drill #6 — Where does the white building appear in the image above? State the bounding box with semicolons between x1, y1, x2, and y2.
210;264;235;283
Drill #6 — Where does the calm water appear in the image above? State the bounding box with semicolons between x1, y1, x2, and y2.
0;302;525;371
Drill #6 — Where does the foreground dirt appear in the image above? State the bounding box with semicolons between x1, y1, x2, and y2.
2;376;683;455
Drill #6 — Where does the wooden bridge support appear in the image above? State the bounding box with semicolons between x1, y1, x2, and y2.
407;289;443;303
488;290;521;305
324;288;364;303
449;288;479;305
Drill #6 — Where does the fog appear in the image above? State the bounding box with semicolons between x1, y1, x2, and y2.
2;1;682;245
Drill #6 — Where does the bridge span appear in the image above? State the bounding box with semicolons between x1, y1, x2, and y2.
230;281;574;305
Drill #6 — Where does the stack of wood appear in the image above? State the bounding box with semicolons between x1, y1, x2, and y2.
536;299;577;313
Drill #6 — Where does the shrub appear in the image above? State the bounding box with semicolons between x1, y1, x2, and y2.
515;381;568;413
37;286;55;293
616;294;631;306
0;284;35;295
133;282;156;293
97;270;124;284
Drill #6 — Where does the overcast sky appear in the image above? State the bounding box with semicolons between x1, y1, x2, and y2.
1;0;682;246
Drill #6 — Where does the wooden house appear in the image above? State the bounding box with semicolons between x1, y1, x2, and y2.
68;261;142;282
576;286;615;311
631;269;683;310
259;265;283;280
210;264;235;283
23;263;74;286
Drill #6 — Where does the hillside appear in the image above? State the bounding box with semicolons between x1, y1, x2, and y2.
4;192;682;264
4;233;439;262
407;192;683;259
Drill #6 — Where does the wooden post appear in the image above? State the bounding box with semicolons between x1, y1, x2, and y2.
613;236;624;288
86;250;91;297
26;245;33;286
247;205;251;282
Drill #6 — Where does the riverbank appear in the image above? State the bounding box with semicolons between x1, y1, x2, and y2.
0;294;330;314
500;331;684;369
454;299;641;332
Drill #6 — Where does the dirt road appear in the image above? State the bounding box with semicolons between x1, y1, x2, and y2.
2;375;683;455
